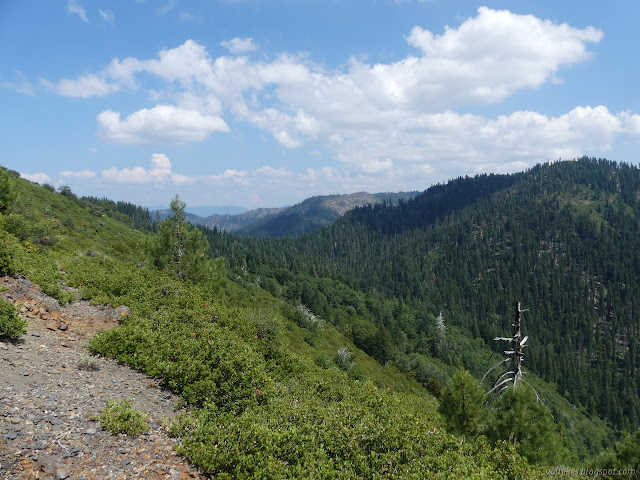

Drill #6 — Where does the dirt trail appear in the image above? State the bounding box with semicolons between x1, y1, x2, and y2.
0;275;205;480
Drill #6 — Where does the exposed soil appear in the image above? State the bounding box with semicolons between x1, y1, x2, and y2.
0;275;205;480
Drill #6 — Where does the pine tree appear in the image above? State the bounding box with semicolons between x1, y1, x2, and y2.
488;385;571;465
149;195;211;282
439;368;484;437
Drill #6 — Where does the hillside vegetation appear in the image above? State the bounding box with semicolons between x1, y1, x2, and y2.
202;158;640;470
0;166;556;478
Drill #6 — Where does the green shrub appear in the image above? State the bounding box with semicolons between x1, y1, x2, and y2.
58;243;543;478
303;329;318;346
314;355;331;369
170;373;536;479
1;212;60;246
0;229;20;275
348;365;366;381
0;168;17;213
250;310;281;342
0;299;27;338
99;399;149;436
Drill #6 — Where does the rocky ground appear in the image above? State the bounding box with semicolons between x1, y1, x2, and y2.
0;275;205;479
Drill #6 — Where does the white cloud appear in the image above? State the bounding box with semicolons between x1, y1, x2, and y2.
99;9;114;23
66;0;88;23
60;170;97;179
403;7;602;108
220;37;257;55
100;153;194;184
142;40;217;89
47;8;637;180
329;106;625;171
204;165;343;196
41;74;121;98
97;105;229;144
622;113;640;140
21;172;52;184
191;164;440;208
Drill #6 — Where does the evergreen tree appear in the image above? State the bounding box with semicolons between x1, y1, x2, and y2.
149;195;211;282
488;385;571;465
439;368;484;437
593;430;640;478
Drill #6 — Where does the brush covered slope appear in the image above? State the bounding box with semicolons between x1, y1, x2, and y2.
0;167;548;478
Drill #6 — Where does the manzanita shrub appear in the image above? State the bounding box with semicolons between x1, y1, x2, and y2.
0;298;27;338
99;399;149;436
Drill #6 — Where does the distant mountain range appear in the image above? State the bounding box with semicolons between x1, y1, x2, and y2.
150;205;248;218
152;191;419;237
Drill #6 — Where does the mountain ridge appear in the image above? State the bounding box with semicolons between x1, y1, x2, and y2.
182;190;420;236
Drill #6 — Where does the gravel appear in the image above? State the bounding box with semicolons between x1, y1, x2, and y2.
1;275;204;479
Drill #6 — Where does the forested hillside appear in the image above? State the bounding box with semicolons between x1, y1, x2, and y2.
1;166;564;478
4;160;640;475
203;158;640;440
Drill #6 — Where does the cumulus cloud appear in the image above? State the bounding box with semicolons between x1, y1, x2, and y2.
66;0;88;23
100;153;194;184
220;37;257;55
622;113;640;140
97;105;229;144
21;172;52;184
329;106;627;172
403;7;602;107
46;7;637;179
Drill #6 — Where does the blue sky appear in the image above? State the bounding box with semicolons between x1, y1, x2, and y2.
2;1;640;208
